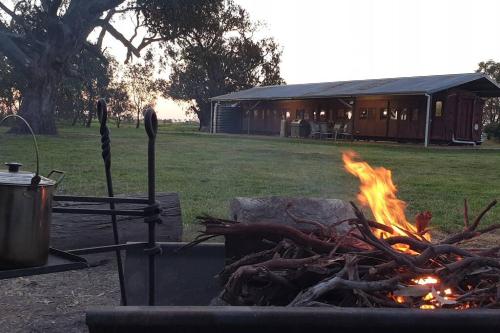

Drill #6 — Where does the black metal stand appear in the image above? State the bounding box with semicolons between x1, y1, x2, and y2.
0;102;163;306
0;248;88;280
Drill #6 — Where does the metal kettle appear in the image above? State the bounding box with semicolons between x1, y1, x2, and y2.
0;115;64;268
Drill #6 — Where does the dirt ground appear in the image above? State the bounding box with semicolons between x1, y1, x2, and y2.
0;254;120;333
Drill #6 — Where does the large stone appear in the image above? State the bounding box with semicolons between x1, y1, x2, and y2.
226;196;357;259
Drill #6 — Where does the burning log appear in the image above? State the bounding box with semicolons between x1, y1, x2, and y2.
190;151;500;309
194;199;499;309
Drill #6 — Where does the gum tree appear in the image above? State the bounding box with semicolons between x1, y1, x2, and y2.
0;0;158;134
140;0;285;130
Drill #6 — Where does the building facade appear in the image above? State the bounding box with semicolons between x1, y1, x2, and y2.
210;73;500;145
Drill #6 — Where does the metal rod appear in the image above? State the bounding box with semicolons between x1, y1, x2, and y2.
52;207;152;216
54;195;149;205
144;108;159;306
67;242;147;255
97;99;127;305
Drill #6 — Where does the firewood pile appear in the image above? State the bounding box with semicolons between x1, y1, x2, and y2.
192;199;500;309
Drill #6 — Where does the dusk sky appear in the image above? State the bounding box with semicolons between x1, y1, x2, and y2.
106;0;500;119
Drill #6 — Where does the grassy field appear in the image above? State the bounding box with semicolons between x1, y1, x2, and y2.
1;123;499;238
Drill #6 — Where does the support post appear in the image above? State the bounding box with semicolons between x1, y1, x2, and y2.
424;93;432;147
210;102;214;134
213;103;218;134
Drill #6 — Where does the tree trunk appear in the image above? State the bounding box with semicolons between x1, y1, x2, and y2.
196;103;211;132
71;109;80;126
11;76;58;135
85;104;94;128
136;109;140;128
116;116;121;128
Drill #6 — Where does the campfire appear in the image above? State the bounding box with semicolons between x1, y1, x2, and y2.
193;151;500;309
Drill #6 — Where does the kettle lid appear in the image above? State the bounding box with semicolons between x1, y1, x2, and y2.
0;162;56;186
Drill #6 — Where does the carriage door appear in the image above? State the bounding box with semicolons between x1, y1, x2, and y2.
455;97;474;140
387;101;399;139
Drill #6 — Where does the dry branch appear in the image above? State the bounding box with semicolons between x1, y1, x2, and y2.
193;199;500;309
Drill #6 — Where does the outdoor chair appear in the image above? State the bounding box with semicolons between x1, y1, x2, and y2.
319;122;333;139
309;121;321;139
332;123;342;141
338;123;354;141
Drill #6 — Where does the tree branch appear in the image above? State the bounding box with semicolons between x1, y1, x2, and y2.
95;17;162;62
0;2;32;34
0;31;32;72
41;0;63;16
88;0;125;15
0;2;19;21
96;9;116;50
95;19;141;58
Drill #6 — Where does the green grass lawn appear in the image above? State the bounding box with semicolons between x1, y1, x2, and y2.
1;123;499;239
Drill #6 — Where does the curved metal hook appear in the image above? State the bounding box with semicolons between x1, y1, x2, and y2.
144;108;158;140
97;98;108;126
0;114;40;180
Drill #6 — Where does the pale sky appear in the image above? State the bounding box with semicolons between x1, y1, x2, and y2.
106;0;500;119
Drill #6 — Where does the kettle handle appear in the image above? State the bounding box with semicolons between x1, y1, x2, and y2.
47;169;65;186
0;115;40;185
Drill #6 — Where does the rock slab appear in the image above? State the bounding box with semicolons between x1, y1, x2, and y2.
226;196;357;258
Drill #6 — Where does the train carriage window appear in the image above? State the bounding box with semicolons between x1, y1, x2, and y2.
401;108;408;121
412;108;419;121
390;108;398;120
360;108;368;119
435;101;443;117
380;108;388;120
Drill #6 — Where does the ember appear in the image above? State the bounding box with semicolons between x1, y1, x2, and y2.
192;151;500;309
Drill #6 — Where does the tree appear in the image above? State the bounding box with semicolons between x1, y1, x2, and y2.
54;46;114;127
80;47;114;128
54;75;85;125
477;60;500;125
0;0;159;134
107;80;132;128
140;0;285;130
123;51;161;128
0;55;25;117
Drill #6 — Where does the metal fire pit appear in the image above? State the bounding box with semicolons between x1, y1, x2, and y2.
86;243;500;333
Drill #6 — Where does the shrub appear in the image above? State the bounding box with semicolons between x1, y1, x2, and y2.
484;123;500;141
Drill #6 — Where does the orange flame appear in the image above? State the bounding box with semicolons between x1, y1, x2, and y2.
392;275;458;309
342;151;430;250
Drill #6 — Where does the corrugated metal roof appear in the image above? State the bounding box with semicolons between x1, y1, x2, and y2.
211;73;500;101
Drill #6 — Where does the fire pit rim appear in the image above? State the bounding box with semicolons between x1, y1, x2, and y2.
86;305;500;333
